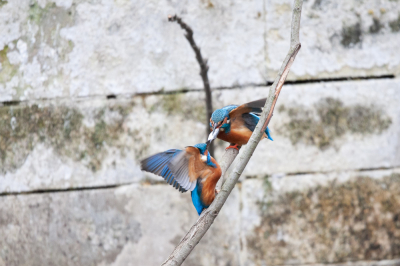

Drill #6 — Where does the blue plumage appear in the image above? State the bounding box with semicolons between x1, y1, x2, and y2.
211;108;230;123
220;121;231;134
141;143;220;215
140;149;187;192
191;180;208;215
206;152;217;168
242;113;273;141
222;105;238;113
210;101;273;143
193;143;207;154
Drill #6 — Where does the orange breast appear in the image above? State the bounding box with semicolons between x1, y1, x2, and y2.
217;116;268;145
200;157;222;206
217;125;253;145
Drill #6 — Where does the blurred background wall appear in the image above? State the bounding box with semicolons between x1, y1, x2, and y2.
0;0;400;265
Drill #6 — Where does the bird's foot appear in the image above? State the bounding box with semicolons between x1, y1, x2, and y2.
226;143;241;151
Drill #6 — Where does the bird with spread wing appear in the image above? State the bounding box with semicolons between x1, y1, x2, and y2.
141;143;221;215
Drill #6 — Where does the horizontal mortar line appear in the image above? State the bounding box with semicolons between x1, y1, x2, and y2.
270;258;400;266
1;165;398;197
135;82;267;97
70;73;397;98
0;82;267;107
277;165;399;177
0;74;396;106
210;74;395;92
0;83;266;107
0;179;191;197
0;181;137;197
282;74;395;86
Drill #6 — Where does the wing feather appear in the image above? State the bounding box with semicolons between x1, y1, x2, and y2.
229;98;267;119
242;113;273;140
141;149;188;193
168;150;197;191
142;145;211;193
244;98;267;110
168;146;206;192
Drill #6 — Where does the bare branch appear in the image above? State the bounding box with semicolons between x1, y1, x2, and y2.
162;1;303;265
215;148;239;193
168;15;214;155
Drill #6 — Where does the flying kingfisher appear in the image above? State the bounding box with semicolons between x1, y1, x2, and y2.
141;143;221;215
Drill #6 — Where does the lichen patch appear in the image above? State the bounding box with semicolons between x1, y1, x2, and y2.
341;23;362;47
369;18;383;33
389;13;400;32
0;102;133;173
0;45;18;84
248;174;400;265
150;94;206;123
277;98;392;149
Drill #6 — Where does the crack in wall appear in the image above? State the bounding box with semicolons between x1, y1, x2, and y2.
0;74;396;107
1;166;399;197
0;182;135;197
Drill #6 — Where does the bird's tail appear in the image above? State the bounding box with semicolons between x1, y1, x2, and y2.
265;127;273;141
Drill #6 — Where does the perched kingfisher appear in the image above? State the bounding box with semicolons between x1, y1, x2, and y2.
140;143;222;215
207;98;273;150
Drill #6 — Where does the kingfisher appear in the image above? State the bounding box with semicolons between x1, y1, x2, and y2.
140;143;222;215
207;98;273;150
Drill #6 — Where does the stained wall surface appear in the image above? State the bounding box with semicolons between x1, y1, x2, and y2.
0;0;400;265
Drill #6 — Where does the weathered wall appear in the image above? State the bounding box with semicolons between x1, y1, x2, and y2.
0;0;400;265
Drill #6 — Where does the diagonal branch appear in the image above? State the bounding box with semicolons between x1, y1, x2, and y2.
168;15;214;155
215;148;239;192
162;1;303;265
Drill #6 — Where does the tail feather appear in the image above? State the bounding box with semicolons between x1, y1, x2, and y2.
265;127;273;141
242;113;273;141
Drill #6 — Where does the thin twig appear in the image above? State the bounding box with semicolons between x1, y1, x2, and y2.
168;15;214;155
162;1;303;265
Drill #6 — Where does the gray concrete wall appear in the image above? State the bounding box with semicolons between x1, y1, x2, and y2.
0;0;400;265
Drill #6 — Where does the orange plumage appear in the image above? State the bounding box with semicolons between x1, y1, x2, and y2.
208;98;273;148
197;154;221;206
140;143;221;215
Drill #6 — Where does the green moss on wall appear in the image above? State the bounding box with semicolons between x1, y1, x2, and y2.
0;0;7;8
249;174;400;264
28;1;76;61
29;3;45;24
369;18;383;33
0;102;133;173
0;45;18;83
389;13;400;32
341;23;362;47
0;1;77;100
278;98;392;149
155;94;206;123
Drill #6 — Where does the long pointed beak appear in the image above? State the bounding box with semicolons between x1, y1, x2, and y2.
207;127;220;143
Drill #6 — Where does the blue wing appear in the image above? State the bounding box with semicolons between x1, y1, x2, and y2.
140;149;187;193
168;147;198;192
242;113;273;141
